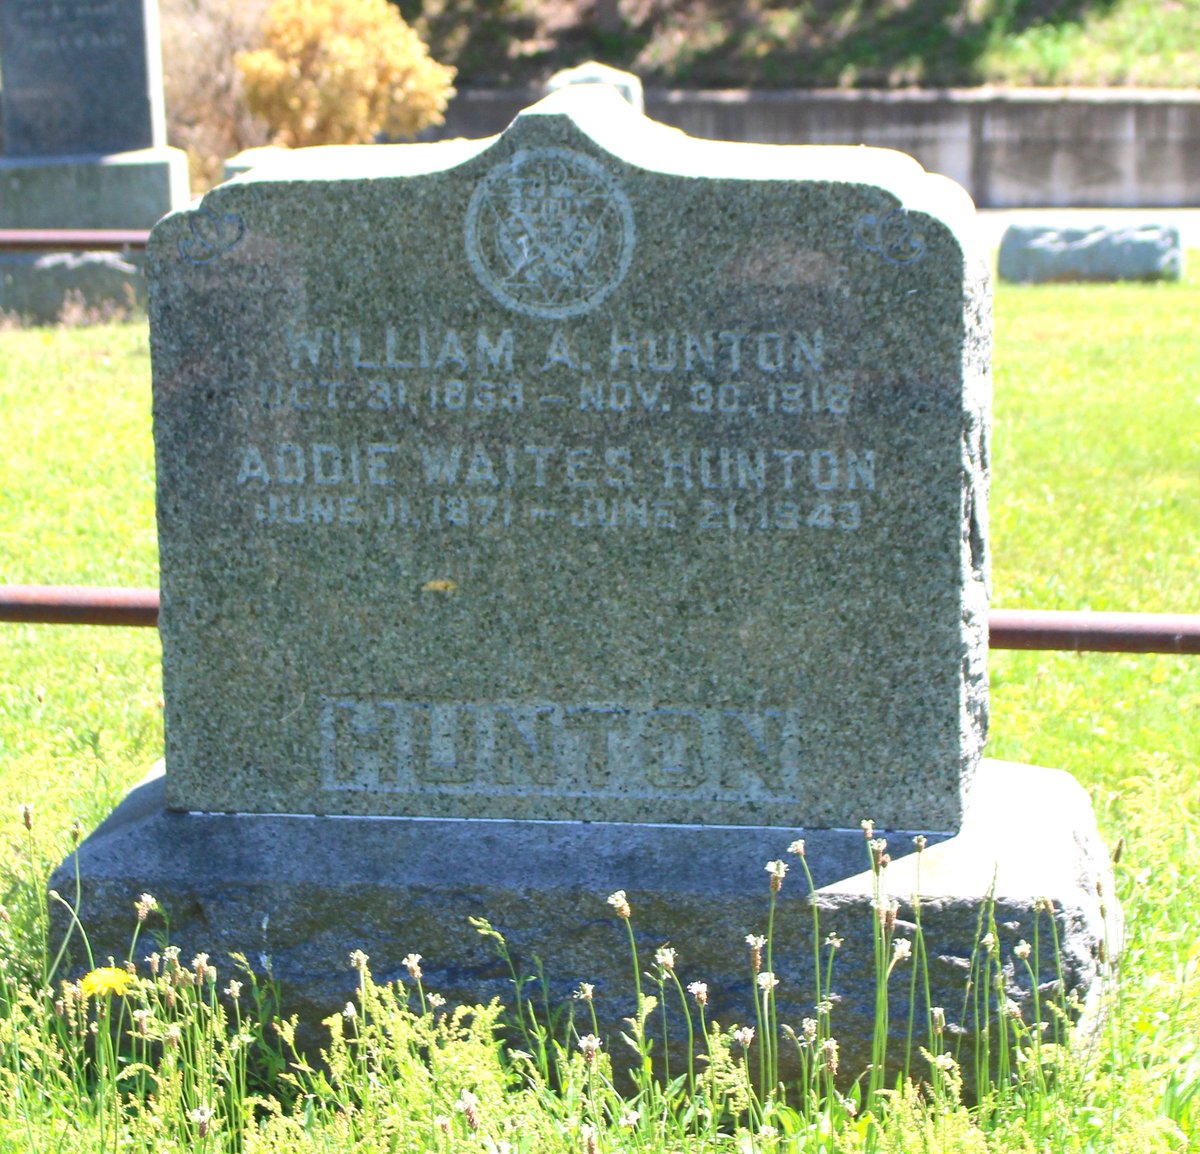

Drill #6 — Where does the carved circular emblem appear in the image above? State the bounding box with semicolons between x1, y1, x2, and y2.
465;148;635;319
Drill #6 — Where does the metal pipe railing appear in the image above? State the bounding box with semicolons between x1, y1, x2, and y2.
987;608;1199;655
0;585;159;627
1;586;1197;654
0;229;150;252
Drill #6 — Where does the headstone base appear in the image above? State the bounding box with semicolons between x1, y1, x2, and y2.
0;146;184;324
0;250;145;324
0;147;189;230
52;759;1116;1087
998;222;1183;283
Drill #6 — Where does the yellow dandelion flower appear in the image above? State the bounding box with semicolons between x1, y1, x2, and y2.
80;966;136;998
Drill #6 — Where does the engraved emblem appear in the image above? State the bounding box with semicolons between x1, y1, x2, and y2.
465;148;635;319
179;206;246;265
855;207;926;265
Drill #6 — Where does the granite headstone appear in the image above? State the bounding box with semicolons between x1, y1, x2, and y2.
0;0;165;156
56;80;1115;1084
998;222;1183;283
149;85;989;833
0;0;187;320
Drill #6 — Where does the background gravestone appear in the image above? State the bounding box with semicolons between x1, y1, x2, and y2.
998;222;1183;283
0;0;187;319
56;82;1115;1082
0;0;164;156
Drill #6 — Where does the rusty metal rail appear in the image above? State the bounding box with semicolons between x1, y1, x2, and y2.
0;585;159;627
988;609;1199;655
0;229;150;252
1;585;1197;653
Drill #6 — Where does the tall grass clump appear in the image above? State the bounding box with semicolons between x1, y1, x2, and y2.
1;822;1180;1152
0;877;280;1151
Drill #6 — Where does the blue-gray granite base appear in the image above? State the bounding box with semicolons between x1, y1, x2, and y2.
51;758;1116;1089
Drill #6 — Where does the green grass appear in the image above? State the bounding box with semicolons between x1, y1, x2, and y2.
0;323;157;589
978;0;1200;87
991;278;1199;615
0;324;162;857
985;271;1200;822
0;261;1199;1149
411;0;1200;88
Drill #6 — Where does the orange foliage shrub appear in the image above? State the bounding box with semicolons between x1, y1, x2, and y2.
236;0;456;147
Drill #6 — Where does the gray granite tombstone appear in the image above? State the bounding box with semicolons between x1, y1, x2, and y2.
0;0;187;319
0;0;164;156
56;80;1116;1084
151;99;990;834
998;221;1183;283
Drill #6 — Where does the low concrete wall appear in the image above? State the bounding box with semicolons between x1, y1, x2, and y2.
439;88;1200;208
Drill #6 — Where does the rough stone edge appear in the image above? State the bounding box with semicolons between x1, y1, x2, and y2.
821;761;1118;932
815;759;1120;1083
